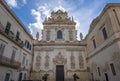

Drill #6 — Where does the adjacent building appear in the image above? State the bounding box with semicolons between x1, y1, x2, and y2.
0;0;33;81
86;3;120;81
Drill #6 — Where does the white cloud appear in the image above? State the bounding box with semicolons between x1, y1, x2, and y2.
29;4;52;39
23;0;27;4
5;0;17;8
29;0;104;40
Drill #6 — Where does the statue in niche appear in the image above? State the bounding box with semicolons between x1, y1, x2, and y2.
36;56;41;69
80;33;83;40
79;55;84;69
70;52;75;69
36;32;39;40
45;55;49;68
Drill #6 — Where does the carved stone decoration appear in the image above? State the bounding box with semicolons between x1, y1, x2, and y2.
45;55;50;68
46;30;50;41
69;30;73;41
53;52;67;64
43;10;76;25
79;54;84;69
36;55;41;69
70;52;75;69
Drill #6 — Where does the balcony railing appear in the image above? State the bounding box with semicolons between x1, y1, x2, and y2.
0;24;24;47
0;55;21;69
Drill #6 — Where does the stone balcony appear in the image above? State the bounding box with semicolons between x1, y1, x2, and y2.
0;55;21;69
0;24;24;48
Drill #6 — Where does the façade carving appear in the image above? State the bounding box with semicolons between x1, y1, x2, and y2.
70;52;75;69
36;55;41;69
45;55;50;68
79;54;84;69
53;52;67;64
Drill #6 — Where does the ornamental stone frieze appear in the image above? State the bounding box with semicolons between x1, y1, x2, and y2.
79;54;84;69
66;48;85;51
70;52;75;69
45;55;50;68
53;52;67;65
35;55;41;69
34;47;54;51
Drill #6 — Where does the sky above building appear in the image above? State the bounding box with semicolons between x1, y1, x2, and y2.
5;0;120;40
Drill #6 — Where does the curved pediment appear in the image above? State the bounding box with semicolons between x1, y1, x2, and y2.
43;9;76;25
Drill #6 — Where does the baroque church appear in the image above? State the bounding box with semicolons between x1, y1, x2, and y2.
31;10;88;81
0;0;120;81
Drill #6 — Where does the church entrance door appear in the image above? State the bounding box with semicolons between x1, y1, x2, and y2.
56;65;64;81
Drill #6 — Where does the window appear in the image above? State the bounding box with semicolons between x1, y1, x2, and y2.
24;73;26;80
97;67;101;76
5;22;11;34
18;72;22;81
16;31;20;42
4;73;10;81
110;63;116;76
11;50;16;62
22;55;25;65
25;40;31;50
105;73;109;81
25;40;28;47
26;59;28;66
91;73;94;81
102;27;108;40
92;39;96;48
57;30;62;39
0;44;5;56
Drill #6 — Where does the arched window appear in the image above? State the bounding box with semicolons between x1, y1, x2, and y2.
57;30;62;39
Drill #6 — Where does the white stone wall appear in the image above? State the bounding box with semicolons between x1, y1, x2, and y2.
0;1;33;81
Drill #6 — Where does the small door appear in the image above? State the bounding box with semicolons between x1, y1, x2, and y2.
4;73;10;81
56;65;64;81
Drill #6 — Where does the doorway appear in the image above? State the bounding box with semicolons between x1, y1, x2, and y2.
56;65;64;81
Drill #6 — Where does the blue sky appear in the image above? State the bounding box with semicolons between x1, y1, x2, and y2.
5;0;120;40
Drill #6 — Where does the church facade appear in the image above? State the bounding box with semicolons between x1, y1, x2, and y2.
31;10;89;81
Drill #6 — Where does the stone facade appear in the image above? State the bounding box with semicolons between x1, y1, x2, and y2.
31;10;88;81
